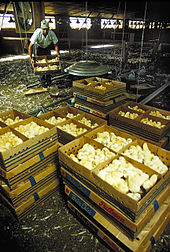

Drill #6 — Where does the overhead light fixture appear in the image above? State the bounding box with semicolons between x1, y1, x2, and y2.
76;18;80;24
108;20;111;25
8;16;15;23
48;18;53;23
90;44;115;49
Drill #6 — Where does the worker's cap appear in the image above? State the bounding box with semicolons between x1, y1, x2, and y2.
41;20;49;29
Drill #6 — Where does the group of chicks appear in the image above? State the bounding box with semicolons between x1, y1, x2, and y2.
57;114;100;136
58;123;87;137
0;116;53;152
140;118;165;129
95;84;107;91
47;58;59;63
125;105;170;123
93;131;132;152
15;121;49;139
127;105;145;113
70;143;115;170
83;79;116;91
0;116;25;152
45;113;99;136
0;116;23;126
0;131;23;152
94;80;117;91
35;57;59;64
118;105;168;129
98;156;158;201
44;112;81;126
45;116;66;126
118;110;139;119
78;117;98;129
149;110;170;120
123;142;168;175
66;113;80;119
35;65;60;72
35;57;60;72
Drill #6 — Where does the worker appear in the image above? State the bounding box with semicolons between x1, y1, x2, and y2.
28;19;60;87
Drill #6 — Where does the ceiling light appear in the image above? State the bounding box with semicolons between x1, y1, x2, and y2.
8;16;15;23
76;19;80;24
89;44;115;49
48;18;53;23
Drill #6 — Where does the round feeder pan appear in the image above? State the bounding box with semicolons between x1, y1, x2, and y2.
64;60;109;76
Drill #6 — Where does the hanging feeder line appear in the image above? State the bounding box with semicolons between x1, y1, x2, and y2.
13;2;43;111
85;2;89;59
119;1;126;75
18;1;30;57
65;1;109;77
79;2;93;60
107;1;121;76
112;1;121;77
135;1;147;102
13;2;29;80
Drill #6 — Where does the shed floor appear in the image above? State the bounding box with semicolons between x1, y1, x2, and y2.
0;49;169;251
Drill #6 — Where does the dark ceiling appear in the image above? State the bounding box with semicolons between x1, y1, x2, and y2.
0;1;170;21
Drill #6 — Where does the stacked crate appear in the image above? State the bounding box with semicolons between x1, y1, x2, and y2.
0;109;59;219
109;101;170;148
73;77;128;120
38;106;106;145
58;124;169;251
33;55;61;75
